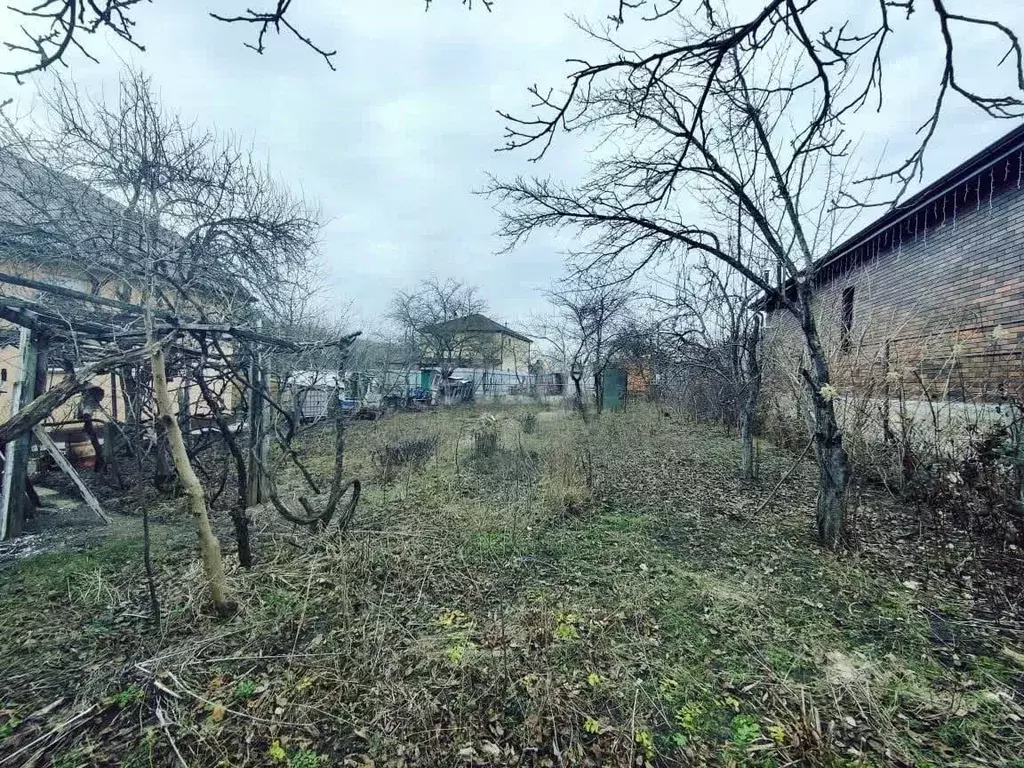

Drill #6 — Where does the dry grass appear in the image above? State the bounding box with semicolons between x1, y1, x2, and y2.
1;404;1022;767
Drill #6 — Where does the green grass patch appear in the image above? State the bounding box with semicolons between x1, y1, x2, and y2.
0;404;1020;768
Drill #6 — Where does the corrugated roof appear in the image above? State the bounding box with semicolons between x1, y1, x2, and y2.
421;313;532;343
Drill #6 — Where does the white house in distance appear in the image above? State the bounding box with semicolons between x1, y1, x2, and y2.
417;313;534;399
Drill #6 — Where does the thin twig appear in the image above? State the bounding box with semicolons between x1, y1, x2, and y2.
752;437;814;515
291;561;316;655
0;704;99;765
155;702;190;768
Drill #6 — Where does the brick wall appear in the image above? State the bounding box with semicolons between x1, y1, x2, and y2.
765;154;1024;402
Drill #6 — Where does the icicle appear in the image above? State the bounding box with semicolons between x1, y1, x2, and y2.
989;169;995;212
1017;151;1022;189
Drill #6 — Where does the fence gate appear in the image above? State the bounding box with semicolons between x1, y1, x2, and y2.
602;368;627;411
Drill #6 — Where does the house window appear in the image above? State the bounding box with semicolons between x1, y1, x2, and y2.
841;286;855;353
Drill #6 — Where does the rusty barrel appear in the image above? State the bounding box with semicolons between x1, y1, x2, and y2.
66;431;97;470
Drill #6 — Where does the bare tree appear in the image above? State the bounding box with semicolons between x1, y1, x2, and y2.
656;258;764;481
390;277;487;396
542;271;635;416
0;69;320;610
497;2;1023;197
529;309;585;409
346;331;420;407
265;267;356;427
487;36;873;548
487;0;1024;547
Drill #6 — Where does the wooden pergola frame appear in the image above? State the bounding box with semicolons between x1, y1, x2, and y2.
0;271;358;540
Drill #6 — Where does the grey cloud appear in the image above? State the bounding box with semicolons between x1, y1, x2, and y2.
1;0;1021;333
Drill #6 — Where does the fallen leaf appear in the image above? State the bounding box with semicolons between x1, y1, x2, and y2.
481;741;501;757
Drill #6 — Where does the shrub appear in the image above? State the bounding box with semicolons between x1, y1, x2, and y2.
372;435;437;482
471;415;500;458
759;332;1024;546
519;408;539;435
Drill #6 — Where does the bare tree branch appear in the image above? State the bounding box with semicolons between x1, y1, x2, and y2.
1;0;495;79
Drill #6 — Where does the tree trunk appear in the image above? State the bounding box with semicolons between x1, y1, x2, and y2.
195;361;252;568
570;372;588;422
120;364;150;473
150;342;232;615
103;421;125;490
797;283;849;550
739;313;762;484
153;427;174;492
813;420;848;548
246;347;266;506
739;406;755;483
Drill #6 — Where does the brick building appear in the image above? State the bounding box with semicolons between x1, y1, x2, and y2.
765;123;1024;402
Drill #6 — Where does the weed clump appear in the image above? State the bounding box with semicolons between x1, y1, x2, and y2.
372;435;437;482
471;414;500;458
539;426;595;515
518;408;539;434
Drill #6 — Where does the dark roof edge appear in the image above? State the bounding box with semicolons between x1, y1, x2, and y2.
815;121;1024;278
492;325;532;343
422;314;532;343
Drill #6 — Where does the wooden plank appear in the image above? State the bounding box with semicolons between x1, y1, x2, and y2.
12;333;48;527
1;328;33;539
0;398;22;540
32;425;111;525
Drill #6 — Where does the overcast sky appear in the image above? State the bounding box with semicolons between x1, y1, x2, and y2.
1;0;1022;335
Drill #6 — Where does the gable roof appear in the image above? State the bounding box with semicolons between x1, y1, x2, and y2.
0;149;253;306
0;148;133;276
421;313;532;343
763;120;1024;309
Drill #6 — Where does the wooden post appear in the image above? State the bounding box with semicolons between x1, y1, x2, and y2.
33;425;110;524
109;371;119;421
260;354;273;494
1;330;28;539
1;328;39;539
14;330;47;524
246;345;266;507
177;368;191;452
